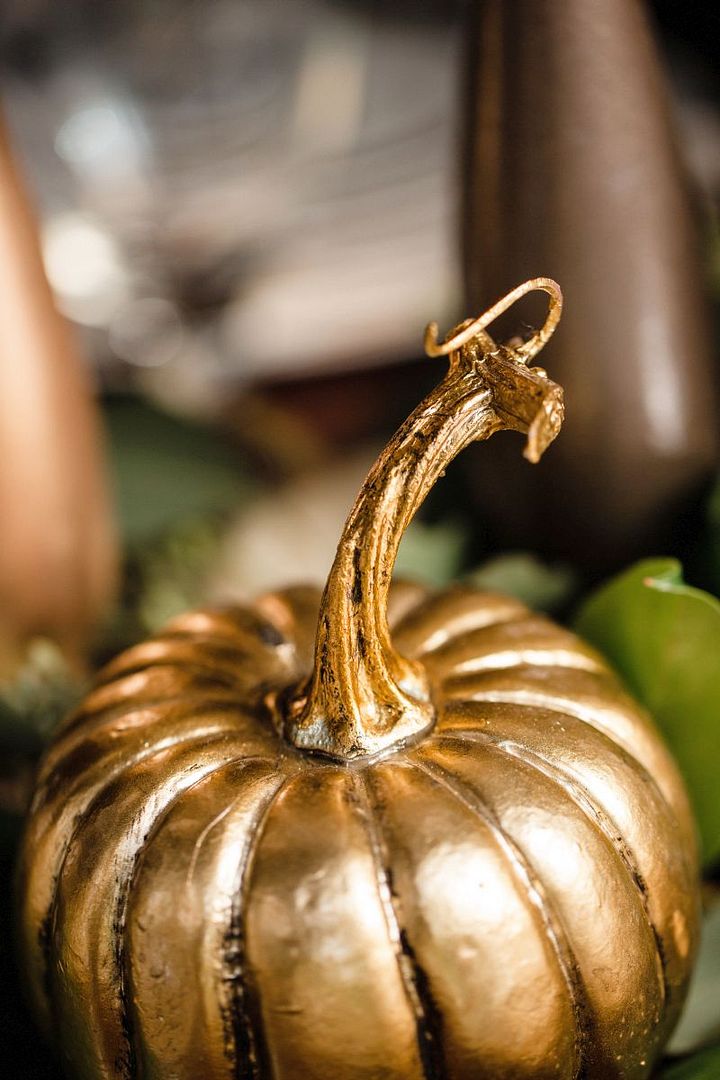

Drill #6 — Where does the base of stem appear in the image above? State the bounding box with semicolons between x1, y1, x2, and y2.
273;682;436;762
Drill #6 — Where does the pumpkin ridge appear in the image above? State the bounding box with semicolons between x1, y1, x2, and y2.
67;670;249;731
434;729;668;1013
71;688;238;723
103;610;288;672
390;589;529;660
422;617;604;682
123;763;290;1080
122;760;291;1080
98;655;252;687
400;610;531;660
254;585;326;671
159;625;285;650
44;743;276;1076
350;772;447;1080
94;633;294;692
46;697;272;767
25;728;266;1007
117;757;286;1079
37;721;266;815
21;728;275;1039
435;693;690;861
431;645;603;680
164;605;290;639
386;581;432;631
222;772;291;1080
439;680;690;850
410;756;588;1080
129;638;291;676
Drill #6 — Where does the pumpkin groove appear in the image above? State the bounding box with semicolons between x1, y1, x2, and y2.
349;774;447;1080
434;731;667;975
412;746;666;1074
127;763;288;1080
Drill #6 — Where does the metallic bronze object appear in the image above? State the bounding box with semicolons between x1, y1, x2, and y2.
0;113;118;672
462;0;719;571
19;281;699;1079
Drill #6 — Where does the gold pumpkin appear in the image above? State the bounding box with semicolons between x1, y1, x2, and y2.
18;280;699;1080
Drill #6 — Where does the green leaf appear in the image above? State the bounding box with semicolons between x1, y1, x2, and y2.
395;520;466;587
468;552;578;614
660;1045;720;1079
575;559;720;863
104;398;254;545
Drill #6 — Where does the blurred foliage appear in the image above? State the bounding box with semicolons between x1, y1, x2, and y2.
660;1045;720;1079
575;559;720;865
469;552;578;614
101;516;228;659
97;397;257;658
133;517;228;634
104;398;254;546
0;639;84;755
395;520;466;586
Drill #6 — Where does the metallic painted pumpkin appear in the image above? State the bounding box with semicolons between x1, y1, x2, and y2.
18;281;700;1079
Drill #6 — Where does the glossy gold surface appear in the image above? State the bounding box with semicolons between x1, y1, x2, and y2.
18;282;700;1078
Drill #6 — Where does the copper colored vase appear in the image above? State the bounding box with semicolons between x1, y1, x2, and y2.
0;114;117;670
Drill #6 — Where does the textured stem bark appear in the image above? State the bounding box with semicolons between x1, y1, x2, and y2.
284;280;565;759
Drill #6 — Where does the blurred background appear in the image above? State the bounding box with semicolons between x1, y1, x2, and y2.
0;2;719;1075
0;0;716;613
0;0;718;611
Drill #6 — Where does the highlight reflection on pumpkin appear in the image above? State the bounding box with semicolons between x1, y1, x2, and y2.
18;280;700;1080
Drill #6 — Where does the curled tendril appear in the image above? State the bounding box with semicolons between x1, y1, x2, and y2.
424;277;563;364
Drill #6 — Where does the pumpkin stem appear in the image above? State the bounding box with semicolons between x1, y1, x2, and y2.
282;279;564;759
